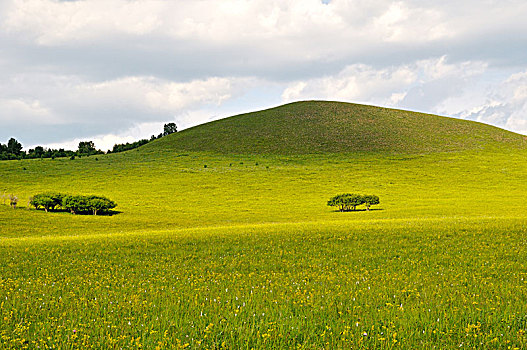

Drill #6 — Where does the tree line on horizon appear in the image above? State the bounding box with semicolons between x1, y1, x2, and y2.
0;123;177;161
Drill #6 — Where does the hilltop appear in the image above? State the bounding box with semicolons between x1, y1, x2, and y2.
149;101;526;155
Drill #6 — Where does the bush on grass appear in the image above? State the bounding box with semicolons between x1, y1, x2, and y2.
327;193;380;212
31;192;117;215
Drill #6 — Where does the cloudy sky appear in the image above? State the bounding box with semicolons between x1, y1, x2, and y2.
1;0;527;151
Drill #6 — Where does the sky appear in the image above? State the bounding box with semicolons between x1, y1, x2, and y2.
1;0;527;151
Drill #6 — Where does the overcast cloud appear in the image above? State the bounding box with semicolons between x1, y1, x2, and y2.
1;0;526;150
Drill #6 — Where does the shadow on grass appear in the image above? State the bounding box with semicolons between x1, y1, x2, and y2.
330;208;384;213
27;208;122;216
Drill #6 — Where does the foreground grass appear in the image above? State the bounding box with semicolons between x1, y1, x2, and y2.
1;219;526;349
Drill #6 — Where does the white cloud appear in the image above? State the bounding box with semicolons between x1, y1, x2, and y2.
0;98;55;123
440;70;527;135
2;0;166;45
1;0;527;145
0;0;492;57
281;56;487;108
77;76;240;114
372;2;449;42
0;71;257;145
0;72;250;123
282;82;308;102
3;0;526;65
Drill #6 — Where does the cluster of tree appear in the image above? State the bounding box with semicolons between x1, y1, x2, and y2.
327;193;380;211
0;138;23;160
77;141;104;156
1;122;178;161
26;147;76;160
108;139;150;153
0;138;102;160
30;192;117;215
30;192;64;212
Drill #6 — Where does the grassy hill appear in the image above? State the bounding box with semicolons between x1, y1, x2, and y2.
1;101;527;349
151;100;527;154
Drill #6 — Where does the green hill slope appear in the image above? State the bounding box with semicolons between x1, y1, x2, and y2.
150;101;526;154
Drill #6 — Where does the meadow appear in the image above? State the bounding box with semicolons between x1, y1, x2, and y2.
1;148;527;349
2;147;527;239
1;101;527;348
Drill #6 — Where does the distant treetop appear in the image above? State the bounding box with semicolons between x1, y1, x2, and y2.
1;122;178;161
163;123;178;136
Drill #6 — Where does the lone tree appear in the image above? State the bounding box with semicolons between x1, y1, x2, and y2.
327;193;380;212
163;123;177;136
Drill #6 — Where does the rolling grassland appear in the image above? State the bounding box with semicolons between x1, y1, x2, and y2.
1;101;527;348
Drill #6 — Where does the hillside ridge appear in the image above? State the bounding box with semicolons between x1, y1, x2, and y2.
148;100;527;155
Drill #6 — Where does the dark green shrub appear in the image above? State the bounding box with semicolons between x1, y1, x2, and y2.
58;194;117;215
31;192;65;212
327;194;380;212
327;193;364;211
31;192;117;215
86;195;117;215
63;195;90;214
363;195;380;210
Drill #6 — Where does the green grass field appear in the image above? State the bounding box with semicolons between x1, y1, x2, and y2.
1;101;527;348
